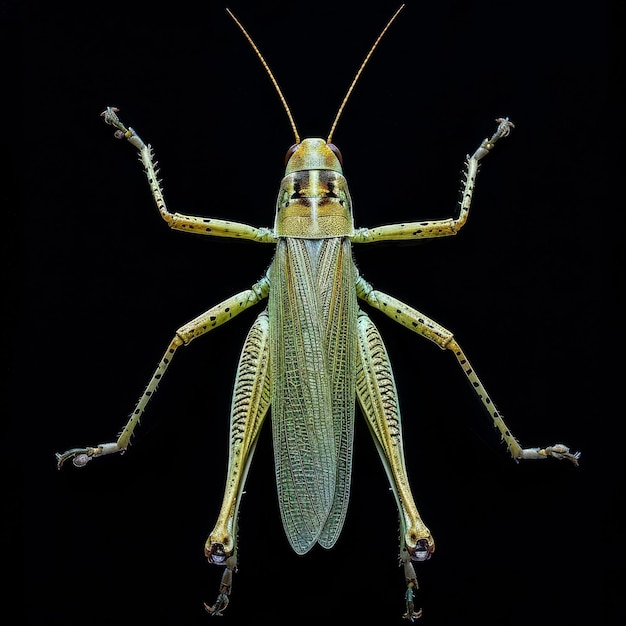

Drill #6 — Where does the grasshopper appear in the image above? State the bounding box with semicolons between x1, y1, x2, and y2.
56;5;580;620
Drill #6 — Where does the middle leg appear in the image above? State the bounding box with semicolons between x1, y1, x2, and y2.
357;277;579;464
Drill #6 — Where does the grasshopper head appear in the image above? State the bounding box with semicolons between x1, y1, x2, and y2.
228;4;405;238
284;138;343;175
275;138;353;238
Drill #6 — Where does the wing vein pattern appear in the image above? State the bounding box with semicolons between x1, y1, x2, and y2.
269;237;357;554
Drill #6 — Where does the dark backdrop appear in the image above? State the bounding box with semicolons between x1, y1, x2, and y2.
9;1;622;624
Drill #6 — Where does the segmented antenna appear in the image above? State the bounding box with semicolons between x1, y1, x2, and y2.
227;5;405;146
327;4;405;143
226;8;301;144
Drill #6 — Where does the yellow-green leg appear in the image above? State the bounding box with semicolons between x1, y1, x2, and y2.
100;106;277;243
355;310;435;560
356;277;580;465
55;279;270;469
203;309;272;616
205;309;271;563
351;118;515;245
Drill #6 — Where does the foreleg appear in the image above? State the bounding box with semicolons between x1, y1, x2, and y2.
351;118;514;243
100;107;276;243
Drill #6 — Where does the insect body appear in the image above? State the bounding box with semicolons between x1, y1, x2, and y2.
56;6;579;619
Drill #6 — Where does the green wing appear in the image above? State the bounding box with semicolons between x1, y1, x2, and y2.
269;238;357;554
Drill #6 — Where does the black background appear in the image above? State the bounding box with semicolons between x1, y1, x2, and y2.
8;1;623;624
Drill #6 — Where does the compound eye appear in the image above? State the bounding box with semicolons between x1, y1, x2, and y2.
327;143;343;166
284;143;299;165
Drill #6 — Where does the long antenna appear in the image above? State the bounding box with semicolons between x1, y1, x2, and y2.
226;8;301;144
327;4;405;144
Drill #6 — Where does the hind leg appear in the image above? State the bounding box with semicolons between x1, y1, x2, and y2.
204;310;271;612
356;310;434;559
